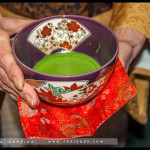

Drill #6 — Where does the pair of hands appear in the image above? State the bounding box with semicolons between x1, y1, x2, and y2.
0;17;146;109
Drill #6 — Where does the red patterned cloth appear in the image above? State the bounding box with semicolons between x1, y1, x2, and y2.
17;58;137;139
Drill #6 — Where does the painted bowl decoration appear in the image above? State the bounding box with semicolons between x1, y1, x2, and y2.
12;15;119;106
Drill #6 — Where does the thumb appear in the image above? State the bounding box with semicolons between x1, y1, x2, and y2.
118;41;133;72
0;17;36;36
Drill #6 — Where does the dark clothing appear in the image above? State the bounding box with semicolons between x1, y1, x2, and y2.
0;3;112;19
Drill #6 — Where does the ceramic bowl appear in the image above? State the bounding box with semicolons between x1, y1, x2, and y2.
12;15;119;106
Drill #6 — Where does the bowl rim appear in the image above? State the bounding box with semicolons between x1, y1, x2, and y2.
12;15;119;80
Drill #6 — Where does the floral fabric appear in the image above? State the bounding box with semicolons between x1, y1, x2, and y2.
0;3;112;19
17;58;137;139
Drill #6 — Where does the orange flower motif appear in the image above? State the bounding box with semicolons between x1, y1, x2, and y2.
39;88;62;102
64;83;84;92
59;41;72;50
67;21;80;32
41;26;52;38
83;83;97;95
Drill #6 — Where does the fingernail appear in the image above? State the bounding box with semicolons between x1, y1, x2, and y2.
31;100;37;107
32;100;39;108
24;94;32;106
13;77;23;91
24;94;38;108
31;100;34;106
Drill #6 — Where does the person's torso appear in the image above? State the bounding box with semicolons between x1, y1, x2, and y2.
0;2;113;19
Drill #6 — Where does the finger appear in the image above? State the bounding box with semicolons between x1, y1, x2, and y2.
12;19;36;35
0;34;24;91
20;81;40;108
0;17;36;36
117;41;133;72
0;86;3;91
0;80;19;98
9;93;17;101
0;52;24;91
0;79;40;108
0;81;29;107
0;67;20;94
0;67;28;104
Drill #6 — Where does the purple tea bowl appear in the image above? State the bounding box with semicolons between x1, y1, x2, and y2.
12;15;119;107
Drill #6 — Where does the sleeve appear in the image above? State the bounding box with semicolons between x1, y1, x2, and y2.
110;3;150;41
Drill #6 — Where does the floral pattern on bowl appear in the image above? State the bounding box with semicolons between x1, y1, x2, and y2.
25;62;115;106
25;71;111;106
27;18;91;55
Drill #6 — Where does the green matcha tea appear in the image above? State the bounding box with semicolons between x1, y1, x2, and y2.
33;52;101;76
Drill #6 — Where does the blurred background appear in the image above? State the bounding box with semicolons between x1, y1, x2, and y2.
127;95;150;148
